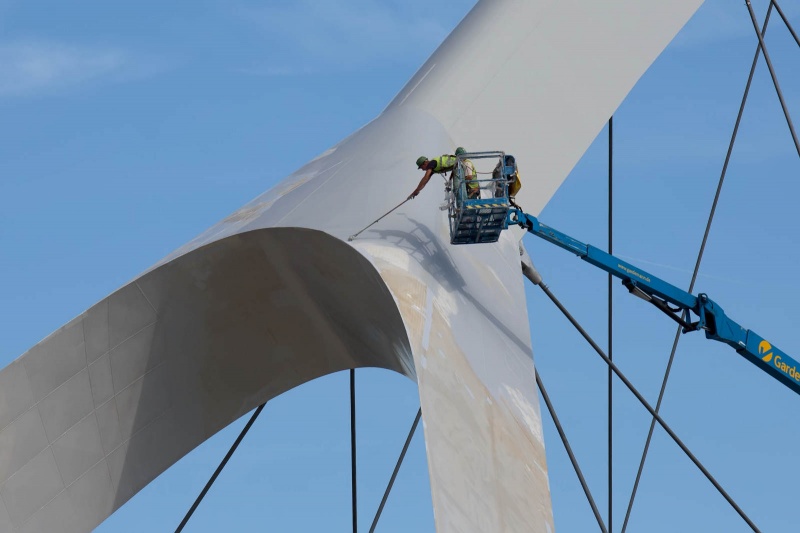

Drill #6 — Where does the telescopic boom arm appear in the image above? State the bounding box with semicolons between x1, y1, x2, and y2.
509;208;800;396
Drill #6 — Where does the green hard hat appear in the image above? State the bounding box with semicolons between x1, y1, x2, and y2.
416;156;428;168
455;147;466;156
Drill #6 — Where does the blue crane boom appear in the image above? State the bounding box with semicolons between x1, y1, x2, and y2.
441;150;797;395
506;208;800;396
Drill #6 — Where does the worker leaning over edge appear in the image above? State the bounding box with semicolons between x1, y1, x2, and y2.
409;147;477;199
409;152;457;199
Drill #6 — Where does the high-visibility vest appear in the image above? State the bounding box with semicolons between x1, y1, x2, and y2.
509;170;522;197
463;159;479;190
432;155;457;173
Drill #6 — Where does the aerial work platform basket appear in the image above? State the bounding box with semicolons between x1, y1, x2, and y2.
447;151;517;245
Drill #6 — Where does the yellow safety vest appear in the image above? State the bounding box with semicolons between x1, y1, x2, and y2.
464;159;479;190
509;170;522;197
433;155;457;173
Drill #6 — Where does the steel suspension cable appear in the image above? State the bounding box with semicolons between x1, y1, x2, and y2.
175;403;266;533
619;5;775;531
772;0;800;49
745;0;800;158
536;281;760;532
537;369;608;533
368;408;422;533
350;369;358;533
606;116;613;533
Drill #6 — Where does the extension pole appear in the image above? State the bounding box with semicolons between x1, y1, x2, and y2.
348;199;410;241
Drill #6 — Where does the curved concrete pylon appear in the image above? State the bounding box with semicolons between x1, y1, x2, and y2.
0;1;702;531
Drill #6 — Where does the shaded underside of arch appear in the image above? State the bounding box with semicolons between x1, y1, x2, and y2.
0;228;411;532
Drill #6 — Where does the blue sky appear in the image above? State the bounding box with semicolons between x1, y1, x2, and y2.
1;0;799;531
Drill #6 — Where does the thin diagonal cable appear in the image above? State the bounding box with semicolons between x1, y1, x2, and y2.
537;369;608;533
350;369;358;533
368;408;422;533
607;116;613;533
537;282;760;532
746;0;800;158
772;0;800;48
620;6;774;531
175;403;266;533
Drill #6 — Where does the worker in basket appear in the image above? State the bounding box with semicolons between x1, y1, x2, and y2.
492;154;522;203
410;147;478;199
458;148;480;199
